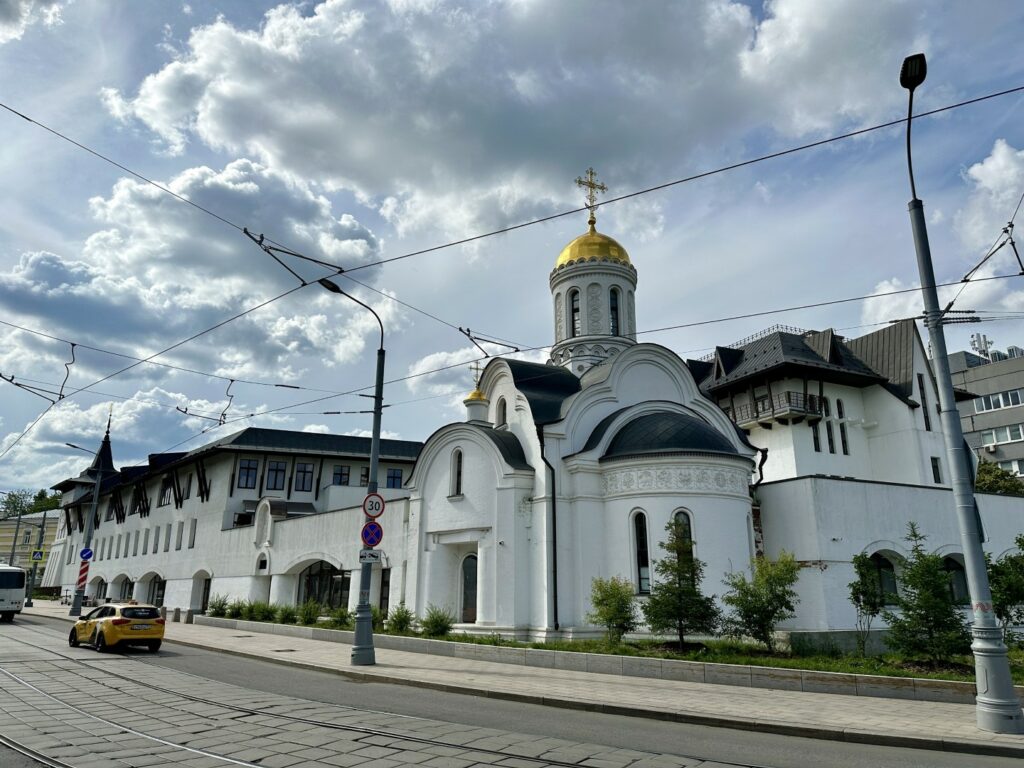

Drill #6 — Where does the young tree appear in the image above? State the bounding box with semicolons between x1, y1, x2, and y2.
988;533;1024;640
848;553;886;656
975;461;1024;497
1;489;31;519
722;551;800;652
29;489;62;514
587;575;638;644
883;523;971;665
642;519;719;646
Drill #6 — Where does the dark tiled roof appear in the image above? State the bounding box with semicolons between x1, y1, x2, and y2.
503;359;582;425
686;327;886;394
191;427;423;461
844;320;919;404
602;411;741;460
469;425;532;471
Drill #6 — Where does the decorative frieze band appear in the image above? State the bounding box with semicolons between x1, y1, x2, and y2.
603;464;749;498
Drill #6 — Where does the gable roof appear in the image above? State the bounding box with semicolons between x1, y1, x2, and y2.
502;359;582;425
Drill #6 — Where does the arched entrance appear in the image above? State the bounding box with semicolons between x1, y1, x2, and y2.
297;561;350;610
190;569;212;612
461;554;478;623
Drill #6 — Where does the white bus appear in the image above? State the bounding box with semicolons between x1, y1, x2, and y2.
0;564;27;622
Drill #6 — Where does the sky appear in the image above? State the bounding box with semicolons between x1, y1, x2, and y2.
2;0;1024;490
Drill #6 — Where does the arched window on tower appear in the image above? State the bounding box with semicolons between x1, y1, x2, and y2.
633;511;650;594
450;449;463;497
569;289;581;338
496;398;507;427
609;288;620;336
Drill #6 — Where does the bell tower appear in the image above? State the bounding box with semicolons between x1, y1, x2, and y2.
549;168;637;375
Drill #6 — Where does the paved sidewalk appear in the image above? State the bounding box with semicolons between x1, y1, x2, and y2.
23;601;1024;757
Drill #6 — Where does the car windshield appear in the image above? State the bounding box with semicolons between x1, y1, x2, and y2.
0;572;25;589
120;607;159;619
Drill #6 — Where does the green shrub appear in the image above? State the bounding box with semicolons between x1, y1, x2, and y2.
247;601;276;622
722;551;800;652
385;603;415;634
587;575;638;644
277;604;298;624
299;599;321;625
371;605;384;632
226;599;245;619
207;594;229;617
329;606;352;629
848;552;887;656
239;601;255;620
421;604;456;637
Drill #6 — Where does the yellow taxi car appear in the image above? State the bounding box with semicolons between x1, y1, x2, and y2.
68;601;164;653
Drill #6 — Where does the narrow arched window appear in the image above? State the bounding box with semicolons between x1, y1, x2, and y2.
461;554;478;623
609;288;620;336
870;553;898;605
943;557;969;605
634;512;650;594
569;289;581;338
673;510;694;568
451;449;463;497
496;398;507;427
836;399;849;455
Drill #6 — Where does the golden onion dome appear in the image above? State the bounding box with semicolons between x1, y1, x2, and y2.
465;387;487;402
555;221;631;269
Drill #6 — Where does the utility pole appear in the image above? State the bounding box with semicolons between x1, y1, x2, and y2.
24;511;47;608
900;53;1023;733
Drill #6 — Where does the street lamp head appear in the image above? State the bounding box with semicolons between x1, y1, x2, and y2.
66;442;92;454
900;53;927;91
318;277;343;294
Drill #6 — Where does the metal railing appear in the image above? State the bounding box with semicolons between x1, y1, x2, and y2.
731;392;822;424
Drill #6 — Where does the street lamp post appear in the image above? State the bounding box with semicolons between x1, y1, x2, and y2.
899;53;1023;733
24;511;47;608
319;277;383;666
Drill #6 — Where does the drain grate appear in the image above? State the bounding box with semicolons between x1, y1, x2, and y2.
231;635;254;638
271;649;296;653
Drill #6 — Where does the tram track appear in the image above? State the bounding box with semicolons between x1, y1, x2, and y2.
0;620;774;768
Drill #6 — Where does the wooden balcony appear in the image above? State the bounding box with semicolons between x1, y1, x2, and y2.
732;392;823;428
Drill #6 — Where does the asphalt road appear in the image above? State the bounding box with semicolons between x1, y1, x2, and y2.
9;614;1022;768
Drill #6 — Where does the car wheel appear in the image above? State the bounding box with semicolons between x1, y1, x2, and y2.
68;628;80;648
148;640;161;653
95;632;106;653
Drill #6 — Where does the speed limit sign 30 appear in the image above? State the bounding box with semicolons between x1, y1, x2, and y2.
362;493;385;518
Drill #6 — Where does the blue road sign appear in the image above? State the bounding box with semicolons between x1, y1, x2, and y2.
360;521;383;548
80;548;93;561
31;550;44;561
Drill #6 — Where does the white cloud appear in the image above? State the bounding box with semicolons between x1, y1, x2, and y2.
0;0;65;44
342;427;401;439
404;346;481;396
301;423;330;433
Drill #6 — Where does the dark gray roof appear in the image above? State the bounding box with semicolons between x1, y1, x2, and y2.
191;427;422;462
844;320;919;403
468;425;532;470
503;359;581;425
686;327;886;395
602;411;741;460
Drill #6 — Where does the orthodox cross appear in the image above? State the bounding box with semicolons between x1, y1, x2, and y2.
469;361;483;387
575;167;607;228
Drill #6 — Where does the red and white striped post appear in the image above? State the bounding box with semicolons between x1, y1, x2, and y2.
76;560;90;592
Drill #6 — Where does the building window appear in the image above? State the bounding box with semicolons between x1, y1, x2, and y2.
496;398;507;427
386;468;403;489
237;459;258;489
569;289;581;338
931;456;943;484
975;387;1023;413
132;531;139;556
610;288;620;336
823;398;836;454
332;465;350;486
294;462;314;493
461;554;478;623
451;449;463;496
115;534;121;560
981;424;1024;446
297;561;350;611
182;473;192;499
164;523;171;552
836;399;849;455
379;568;391;617
175;521;184;550
634;512;650;594
158;477;174;507
810;420;821;452
359;467;369;487
943;557;969;605
673;510;695;569
870;553;899;605
22;529;31;545
142;528;149;555
918;373;932;431
152;526;159;553
266;461;287;491
188;519;197;549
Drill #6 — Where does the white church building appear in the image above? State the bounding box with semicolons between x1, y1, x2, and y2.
45;207;1024;642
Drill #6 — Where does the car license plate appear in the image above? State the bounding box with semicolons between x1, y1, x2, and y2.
131;624;151;630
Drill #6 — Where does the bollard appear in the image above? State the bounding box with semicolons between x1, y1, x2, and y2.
172;607;181;623
160;606;167;620
185;609;194;624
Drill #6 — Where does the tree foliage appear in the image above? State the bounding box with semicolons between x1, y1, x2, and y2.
722;551;800;652
988;533;1024;640
29;489;62;514
883;523;970;664
975;461;1024;497
587;575;638;644
1;489;32;519
642;519;720;645
848;552;888;656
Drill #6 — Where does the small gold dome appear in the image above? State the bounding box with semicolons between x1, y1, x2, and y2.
555;223;631;269
465;388;487;402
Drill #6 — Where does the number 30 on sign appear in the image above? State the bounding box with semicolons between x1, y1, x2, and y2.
362;493;385;518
